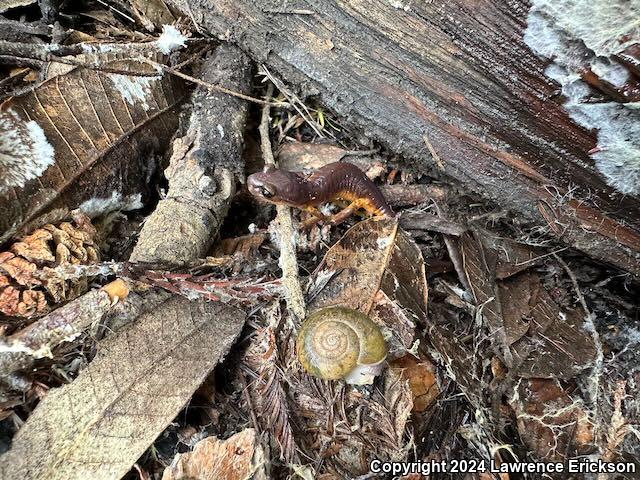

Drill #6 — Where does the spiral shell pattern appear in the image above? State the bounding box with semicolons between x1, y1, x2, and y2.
296;306;386;381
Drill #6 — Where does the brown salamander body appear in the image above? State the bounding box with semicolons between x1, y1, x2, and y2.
247;162;394;221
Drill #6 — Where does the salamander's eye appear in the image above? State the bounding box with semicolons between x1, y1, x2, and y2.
259;186;275;198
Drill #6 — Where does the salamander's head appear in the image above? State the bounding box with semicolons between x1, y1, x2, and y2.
247;165;307;206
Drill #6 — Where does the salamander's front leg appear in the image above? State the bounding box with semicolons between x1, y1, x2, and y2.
300;206;329;230
326;204;357;225
300;203;358;230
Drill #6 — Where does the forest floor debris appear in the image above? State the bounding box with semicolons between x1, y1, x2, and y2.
0;1;638;479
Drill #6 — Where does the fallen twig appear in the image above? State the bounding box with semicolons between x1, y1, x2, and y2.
260;83;306;320
131;45;252;263
423;133;445;171
260;64;324;137
553;253;604;412
142;58;286;107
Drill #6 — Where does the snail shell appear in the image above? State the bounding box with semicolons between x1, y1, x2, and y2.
296;306;387;385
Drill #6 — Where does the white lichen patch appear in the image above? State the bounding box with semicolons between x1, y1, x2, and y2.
80;43;115;55
156;25;188;55
388;0;411;11
527;0;639;58
78;191;143;217
217;124;225;138
107;74;156;111
376;235;393;250
0;109;55;194
524;1;640;195
590;58;629;88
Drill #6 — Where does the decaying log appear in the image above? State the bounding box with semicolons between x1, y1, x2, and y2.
130;44;251;263
168;0;640;274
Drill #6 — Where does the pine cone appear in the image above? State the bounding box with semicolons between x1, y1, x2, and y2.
0;214;100;318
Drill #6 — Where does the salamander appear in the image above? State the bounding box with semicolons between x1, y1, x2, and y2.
247;162;394;225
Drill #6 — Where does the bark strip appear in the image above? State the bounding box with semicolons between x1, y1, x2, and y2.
167;0;640;274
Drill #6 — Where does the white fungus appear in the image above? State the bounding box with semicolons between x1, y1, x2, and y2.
156;25;188;55
78;191;143;217
0;109;55;194
107;74;155;111
524;0;640;195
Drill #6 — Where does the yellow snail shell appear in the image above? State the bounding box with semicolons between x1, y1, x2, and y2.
296;306;387;385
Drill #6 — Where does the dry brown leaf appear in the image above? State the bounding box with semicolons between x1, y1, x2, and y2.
162;429;267;480
479;230;545;279
0;54;187;242
459;231;597;378
277;142;354;171
276;142;383;179
511;295;597;379
498;272;538;345
459;231;513;366
130;0;176;29
307;218;427;359
213;233;267;259
390;355;439;412
0;297;245;480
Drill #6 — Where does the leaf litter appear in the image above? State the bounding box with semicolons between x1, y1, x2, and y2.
0;1;638;479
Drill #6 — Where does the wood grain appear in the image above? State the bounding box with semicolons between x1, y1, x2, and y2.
170;0;640;274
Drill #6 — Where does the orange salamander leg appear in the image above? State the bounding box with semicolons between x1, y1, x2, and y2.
300;206;329;230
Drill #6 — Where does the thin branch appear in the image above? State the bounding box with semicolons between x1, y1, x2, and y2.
423;133;445;171
260;83;306;320
260;64;324;137
552;253;591;319
144;58;288;107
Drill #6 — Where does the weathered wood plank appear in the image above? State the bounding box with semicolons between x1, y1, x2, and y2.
172;0;640;273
